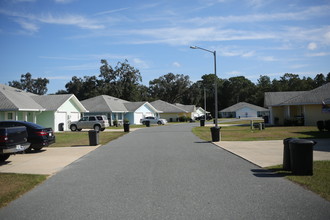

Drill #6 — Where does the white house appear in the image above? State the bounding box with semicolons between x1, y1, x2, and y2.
220;102;269;119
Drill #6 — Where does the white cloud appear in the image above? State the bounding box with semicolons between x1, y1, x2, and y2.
133;58;149;69
306;52;330;57
324;31;330;44
290;64;308;69
94;8;130;16
38;13;104;30
260;56;277;61
307;42;317;50
172;62;181;67
15;19;39;33
187;5;330;26
0;9;104;32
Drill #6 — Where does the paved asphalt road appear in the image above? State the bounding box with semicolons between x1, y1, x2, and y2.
1;124;329;219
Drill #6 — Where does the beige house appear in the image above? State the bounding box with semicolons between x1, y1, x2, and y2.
264;83;330;126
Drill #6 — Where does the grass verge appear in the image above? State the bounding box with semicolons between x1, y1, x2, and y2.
0;173;48;208
266;161;330;201
193;125;330;141
50;131;126;147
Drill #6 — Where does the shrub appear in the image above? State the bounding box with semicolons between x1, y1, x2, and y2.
325;120;330;131
179;116;187;122
317;121;325;131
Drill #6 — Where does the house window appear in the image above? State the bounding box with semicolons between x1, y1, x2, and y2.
7;112;13;120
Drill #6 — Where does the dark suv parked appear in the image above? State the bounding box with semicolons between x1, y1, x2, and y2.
0;121;55;152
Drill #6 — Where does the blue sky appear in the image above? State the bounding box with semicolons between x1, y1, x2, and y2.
1;0;330;94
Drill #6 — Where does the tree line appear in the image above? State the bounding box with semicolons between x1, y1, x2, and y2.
8;59;330;116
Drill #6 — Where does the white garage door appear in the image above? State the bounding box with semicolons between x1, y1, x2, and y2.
134;113;144;124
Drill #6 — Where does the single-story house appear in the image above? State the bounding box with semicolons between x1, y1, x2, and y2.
0;84;87;131
220;102;270;119
150;100;188;122
81;95;160;125
264;83;330;126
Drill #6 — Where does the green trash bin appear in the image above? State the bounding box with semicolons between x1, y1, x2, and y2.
289;139;316;175
145;121;150;127
210;127;221;142
124;123;130;132
88;130;99;146
283;138;298;171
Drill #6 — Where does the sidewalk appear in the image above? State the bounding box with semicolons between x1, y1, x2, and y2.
214;139;330;167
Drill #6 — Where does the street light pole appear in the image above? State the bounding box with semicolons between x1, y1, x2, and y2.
190;46;218;128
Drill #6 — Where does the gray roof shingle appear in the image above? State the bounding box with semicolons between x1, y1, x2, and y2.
81;95;129;112
32;94;74;111
150;100;187;113
264;83;330;106
220;102;269;112
281;83;330;105
264;91;306;107
174;103;196;112
0;84;44;111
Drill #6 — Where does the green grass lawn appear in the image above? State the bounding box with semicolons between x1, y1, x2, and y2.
0;173;48;208
266;161;330;201
193;125;330;141
51;131;126;147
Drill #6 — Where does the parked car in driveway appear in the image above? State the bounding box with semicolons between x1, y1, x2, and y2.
140;116;167;125
0;126;30;161
70;115;109;131
0;121;55;152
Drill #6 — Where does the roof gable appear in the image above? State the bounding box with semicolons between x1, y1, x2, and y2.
281;83;330;105
264;91;306;107
150;100;187;113
0;84;44;111
33;94;87;112
264;83;330;106
81;95;129;112
220;102;269;112
174;103;196;112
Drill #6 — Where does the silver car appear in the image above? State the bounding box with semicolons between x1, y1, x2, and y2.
70;115;109;131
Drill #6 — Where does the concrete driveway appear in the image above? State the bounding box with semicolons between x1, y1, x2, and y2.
214;139;330;167
0;145;101;175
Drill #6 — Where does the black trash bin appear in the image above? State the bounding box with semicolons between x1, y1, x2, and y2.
145;121;150;127
210;127;221;142
289;139;316;175
124;123;130;132
58;123;64;131
88;130;99;146
283;138;298;171
200;119;205;127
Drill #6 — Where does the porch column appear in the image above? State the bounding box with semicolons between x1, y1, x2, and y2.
269;107;273;124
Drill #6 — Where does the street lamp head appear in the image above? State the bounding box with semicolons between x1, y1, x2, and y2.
190;46;197;49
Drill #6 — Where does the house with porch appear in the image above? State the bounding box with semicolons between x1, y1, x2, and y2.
81;95;160;125
150;100;188;122
0;84;87;131
264;83;330;126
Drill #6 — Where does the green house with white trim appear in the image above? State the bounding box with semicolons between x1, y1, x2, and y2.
0;84;87;131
